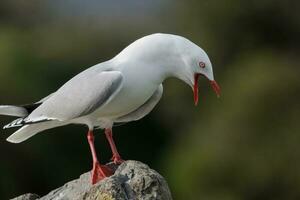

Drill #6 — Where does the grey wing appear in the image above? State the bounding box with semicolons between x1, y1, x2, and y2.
25;71;123;123
36;92;55;103
0;93;55;118
115;84;163;123
1;92;58;129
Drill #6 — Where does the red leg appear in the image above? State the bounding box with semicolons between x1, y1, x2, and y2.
87;130;113;184
105;128;124;164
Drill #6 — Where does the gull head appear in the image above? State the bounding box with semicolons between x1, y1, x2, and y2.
168;34;221;105
115;33;221;105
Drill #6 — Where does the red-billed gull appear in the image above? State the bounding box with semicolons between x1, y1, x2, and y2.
0;33;220;184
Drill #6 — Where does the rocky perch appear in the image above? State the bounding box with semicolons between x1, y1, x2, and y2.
12;160;172;200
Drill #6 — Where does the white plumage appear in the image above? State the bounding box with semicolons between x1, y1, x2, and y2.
1;33;219;144
0;33;221;184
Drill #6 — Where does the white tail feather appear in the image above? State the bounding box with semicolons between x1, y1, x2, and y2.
6;121;64;143
0;105;28;117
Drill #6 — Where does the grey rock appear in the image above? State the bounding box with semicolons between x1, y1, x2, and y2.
11;160;172;200
11;193;40;200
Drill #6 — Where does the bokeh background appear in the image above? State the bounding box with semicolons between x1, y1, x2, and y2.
0;0;299;199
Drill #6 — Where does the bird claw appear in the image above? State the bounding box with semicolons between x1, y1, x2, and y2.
91;162;113;184
111;155;125;165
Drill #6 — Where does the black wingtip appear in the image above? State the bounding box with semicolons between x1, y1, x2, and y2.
3;118;25;129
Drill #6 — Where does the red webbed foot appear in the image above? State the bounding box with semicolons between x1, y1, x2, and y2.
91;162;113;184
111;154;125;165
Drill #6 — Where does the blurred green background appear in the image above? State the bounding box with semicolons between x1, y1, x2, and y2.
0;0;299;199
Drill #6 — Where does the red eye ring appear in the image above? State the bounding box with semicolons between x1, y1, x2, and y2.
199;61;206;68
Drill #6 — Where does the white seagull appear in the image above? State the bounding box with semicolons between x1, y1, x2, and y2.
0;33;220;184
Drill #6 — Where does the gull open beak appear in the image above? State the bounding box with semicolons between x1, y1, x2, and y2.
193;74;200;106
210;80;221;98
193;74;221;106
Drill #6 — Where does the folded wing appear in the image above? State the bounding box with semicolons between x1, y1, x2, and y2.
24;71;124;123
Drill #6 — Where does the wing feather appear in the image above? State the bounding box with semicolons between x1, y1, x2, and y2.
25;71;123;122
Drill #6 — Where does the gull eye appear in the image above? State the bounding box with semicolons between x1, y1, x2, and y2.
199;61;206;68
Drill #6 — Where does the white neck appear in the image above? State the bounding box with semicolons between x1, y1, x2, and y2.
112;34;191;85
